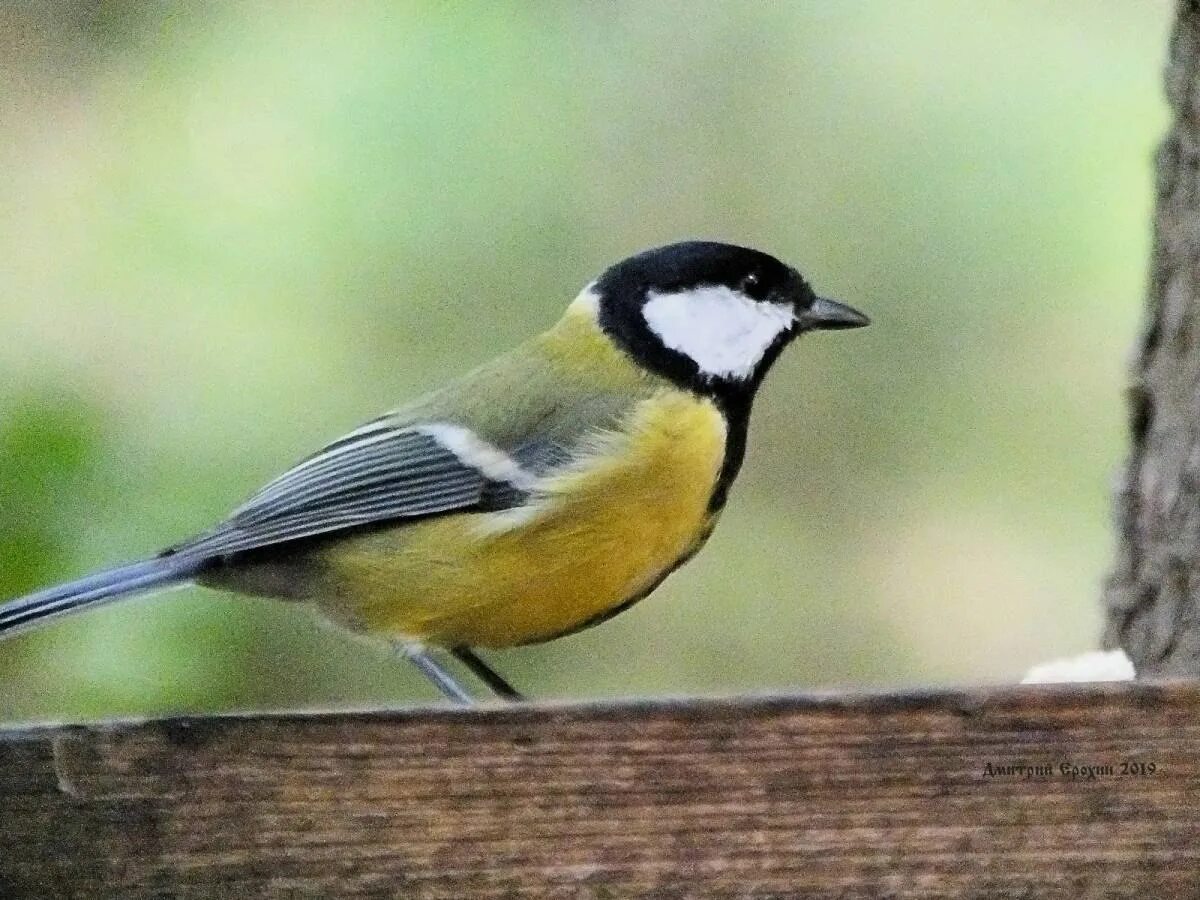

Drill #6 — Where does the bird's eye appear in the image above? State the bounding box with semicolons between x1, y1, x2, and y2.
739;272;761;294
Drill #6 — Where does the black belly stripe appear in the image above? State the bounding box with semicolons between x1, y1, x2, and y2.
707;394;751;514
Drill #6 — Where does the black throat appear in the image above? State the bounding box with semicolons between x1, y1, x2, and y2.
596;290;795;515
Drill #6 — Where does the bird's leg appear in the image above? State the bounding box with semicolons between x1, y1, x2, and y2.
451;646;525;701
395;642;474;705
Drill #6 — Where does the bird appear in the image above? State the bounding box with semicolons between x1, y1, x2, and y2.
0;241;868;703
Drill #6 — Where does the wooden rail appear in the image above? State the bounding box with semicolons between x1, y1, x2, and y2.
2;681;1198;898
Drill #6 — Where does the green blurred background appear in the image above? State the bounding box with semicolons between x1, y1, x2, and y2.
0;2;1171;721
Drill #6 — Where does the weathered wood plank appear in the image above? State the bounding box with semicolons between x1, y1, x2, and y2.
1;682;1198;898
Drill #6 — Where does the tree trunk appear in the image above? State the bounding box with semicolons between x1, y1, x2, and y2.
1105;2;1200;674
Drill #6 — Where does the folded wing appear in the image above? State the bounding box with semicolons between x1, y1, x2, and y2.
170;420;538;560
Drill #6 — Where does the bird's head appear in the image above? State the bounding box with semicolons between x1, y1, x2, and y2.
584;241;868;398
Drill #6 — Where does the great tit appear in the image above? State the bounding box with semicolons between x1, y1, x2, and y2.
0;241;868;703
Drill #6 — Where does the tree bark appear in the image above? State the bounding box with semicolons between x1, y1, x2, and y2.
1105;2;1200;674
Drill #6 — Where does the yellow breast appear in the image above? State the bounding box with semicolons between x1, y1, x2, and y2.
321;391;727;647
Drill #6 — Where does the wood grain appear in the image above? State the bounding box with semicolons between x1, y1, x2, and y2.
2;681;1199;899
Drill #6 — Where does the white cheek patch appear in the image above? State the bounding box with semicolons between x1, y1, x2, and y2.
642;286;795;380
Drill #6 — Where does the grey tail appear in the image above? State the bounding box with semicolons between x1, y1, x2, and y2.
0;556;203;639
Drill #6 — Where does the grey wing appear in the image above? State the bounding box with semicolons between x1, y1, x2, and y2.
169;420;539;560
